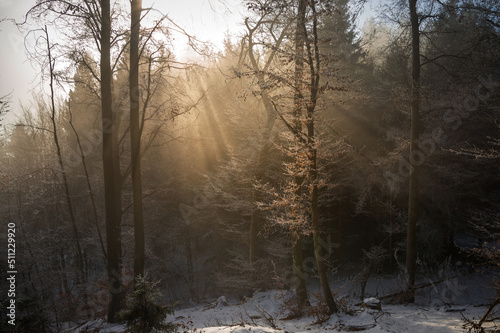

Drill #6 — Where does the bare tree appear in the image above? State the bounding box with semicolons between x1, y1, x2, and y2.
404;0;421;303
259;0;339;314
291;0;309;309
100;0;124;322
130;0;145;283
43;25;90;316
243;0;310;308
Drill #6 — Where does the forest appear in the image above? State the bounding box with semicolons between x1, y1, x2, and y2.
0;0;499;332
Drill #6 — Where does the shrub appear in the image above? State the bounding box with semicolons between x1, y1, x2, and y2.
305;292;331;324
118;275;176;333
275;290;303;320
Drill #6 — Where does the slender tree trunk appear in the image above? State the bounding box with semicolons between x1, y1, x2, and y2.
130;0;145;284
291;0;310;309
335;204;343;263
185;231;197;301
68;103;107;262
249;188;261;263
306;0;337;313
45;26;89;317
389;203;394;269
405;0;421;304
101;0;123;322
291;231;309;308
59;251;69;295
310;146;338;314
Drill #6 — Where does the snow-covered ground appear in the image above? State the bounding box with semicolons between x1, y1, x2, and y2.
68;295;494;333
170;292;494;333
66;271;499;333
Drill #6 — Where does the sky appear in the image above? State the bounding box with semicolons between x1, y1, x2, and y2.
0;0;246;126
0;0;39;124
143;0;246;58
0;0;381;127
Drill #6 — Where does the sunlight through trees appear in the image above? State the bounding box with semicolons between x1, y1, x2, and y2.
0;0;499;331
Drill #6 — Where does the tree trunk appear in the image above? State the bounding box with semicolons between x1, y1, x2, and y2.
306;0;338;314
130;0;145;284
185;231;197;301
389;203;394;269
45;26;89;317
291;231;309;308
290;0;310;309
335;204;343;263
101;0;123;322
405;0;421;304
310;147;338;314
249;189;261;263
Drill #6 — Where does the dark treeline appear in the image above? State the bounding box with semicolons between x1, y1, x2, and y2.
0;0;499;331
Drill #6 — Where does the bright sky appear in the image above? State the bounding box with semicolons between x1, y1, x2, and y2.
0;0;39;124
0;0;246;125
0;0;381;126
143;0;246;58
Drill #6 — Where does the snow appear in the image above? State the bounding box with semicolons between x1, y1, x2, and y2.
65;273;499;333
170;291;489;333
66;298;492;333
199;327;278;333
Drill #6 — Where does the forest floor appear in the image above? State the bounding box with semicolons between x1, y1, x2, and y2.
67;269;499;333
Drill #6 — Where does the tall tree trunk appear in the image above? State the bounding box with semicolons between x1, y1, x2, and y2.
335;203;343;263
249;188;261;263
291;231;309;308
291;0;310;309
405;0;421;304
185;230;197;301
306;0;337;314
101;0;123;322
310;146;338;314
389;202;394;269
130;0;145;284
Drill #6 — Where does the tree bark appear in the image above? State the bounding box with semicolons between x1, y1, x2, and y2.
291;0;310;309
101;0;123;322
306;0;338;314
185;231;197;301
291;231;309;308
130;0;145;284
249;188;261;263
310;147;338;314
405;0;421;304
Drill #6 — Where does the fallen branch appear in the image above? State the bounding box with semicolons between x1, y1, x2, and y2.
462;296;500;333
379;274;469;302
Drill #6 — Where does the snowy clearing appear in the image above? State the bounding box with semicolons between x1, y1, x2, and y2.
68;287;499;333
